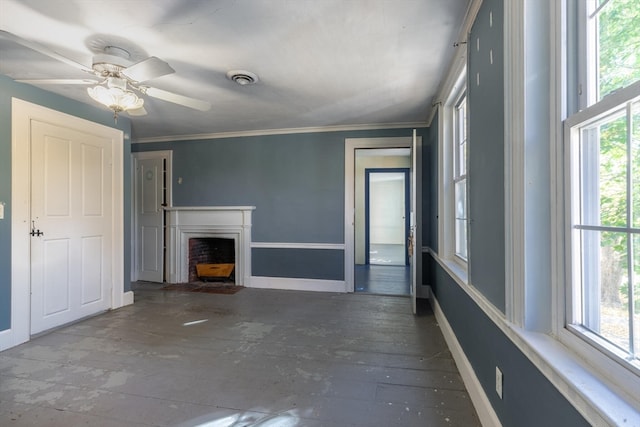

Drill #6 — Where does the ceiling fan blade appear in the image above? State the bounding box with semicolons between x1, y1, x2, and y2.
0;30;94;74
15;78;99;85
122;56;175;83
145;87;211;111
126;106;148;116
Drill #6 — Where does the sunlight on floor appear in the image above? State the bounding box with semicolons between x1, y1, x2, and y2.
369;244;405;265
181;408;309;427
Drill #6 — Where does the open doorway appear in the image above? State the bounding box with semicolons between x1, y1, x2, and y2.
365;169;410;266
354;149;411;295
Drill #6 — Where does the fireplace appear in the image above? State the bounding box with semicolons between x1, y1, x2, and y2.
188;237;235;282
165;206;255;285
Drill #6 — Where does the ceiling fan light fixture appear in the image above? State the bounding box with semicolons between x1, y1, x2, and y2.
87;78;144;113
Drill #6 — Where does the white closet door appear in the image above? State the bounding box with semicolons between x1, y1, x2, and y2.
30;120;112;334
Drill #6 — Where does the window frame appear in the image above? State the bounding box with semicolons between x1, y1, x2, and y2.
437;67;469;276
563;81;640;378
453;91;469;263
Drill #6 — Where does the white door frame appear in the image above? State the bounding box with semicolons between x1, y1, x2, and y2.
2;98;125;351
131;150;173;282
344;136;422;294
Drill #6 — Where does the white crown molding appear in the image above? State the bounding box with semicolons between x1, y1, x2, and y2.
133;122;428;144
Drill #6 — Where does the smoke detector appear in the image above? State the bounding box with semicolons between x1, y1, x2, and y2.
227;70;259;86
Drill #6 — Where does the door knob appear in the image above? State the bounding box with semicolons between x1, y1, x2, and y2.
30;220;44;237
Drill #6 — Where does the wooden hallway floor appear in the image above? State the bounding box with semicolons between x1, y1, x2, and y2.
0;283;480;426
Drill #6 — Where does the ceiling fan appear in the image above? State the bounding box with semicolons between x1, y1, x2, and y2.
0;30;211;119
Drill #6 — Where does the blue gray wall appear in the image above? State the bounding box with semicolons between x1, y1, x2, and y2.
467;0;506;311
421;0;588;425
134;128;427;281
0;75;133;332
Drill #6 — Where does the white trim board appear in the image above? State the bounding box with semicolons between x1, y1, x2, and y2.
0;329;12;352
429;293;502;427
250;276;347;293
251;242;345;250
2;98;126;352
123;291;135;307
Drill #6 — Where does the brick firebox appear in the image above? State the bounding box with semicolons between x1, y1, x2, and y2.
188;237;235;282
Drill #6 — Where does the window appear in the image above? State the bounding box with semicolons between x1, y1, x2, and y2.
568;94;640;370
436;61;467;279
566;0;640;373
453;94;468;261
580;0;640;108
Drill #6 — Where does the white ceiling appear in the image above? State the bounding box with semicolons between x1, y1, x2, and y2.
0;0;469;141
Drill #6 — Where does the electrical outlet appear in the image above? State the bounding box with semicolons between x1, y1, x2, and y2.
495;366;503;399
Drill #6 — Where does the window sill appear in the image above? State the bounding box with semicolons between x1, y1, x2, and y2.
565;324;640;376
513;327;640;426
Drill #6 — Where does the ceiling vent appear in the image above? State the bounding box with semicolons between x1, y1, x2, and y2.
227;70;259;86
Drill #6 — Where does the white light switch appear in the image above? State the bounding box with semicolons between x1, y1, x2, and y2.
0;202;4;219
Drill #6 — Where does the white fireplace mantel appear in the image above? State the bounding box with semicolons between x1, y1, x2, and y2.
165;206;255;285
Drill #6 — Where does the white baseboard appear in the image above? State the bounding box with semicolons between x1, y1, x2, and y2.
249;276;347;293
0;328;18;352
429;292;502;427
123;291;135;306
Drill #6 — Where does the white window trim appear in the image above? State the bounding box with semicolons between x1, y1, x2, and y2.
437;68;469;280
562;78;640;387
502;0;640;424
453;92;469;262
504;0;526;328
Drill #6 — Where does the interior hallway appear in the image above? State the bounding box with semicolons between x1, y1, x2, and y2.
0;284;480;427
355;265;410;295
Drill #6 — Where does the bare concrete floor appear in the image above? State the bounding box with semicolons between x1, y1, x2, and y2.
0;284;480;426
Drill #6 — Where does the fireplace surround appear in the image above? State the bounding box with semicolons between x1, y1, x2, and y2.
165;206;255;285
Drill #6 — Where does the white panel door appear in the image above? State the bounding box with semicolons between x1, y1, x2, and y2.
30;120;113;334
136;157;164;282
